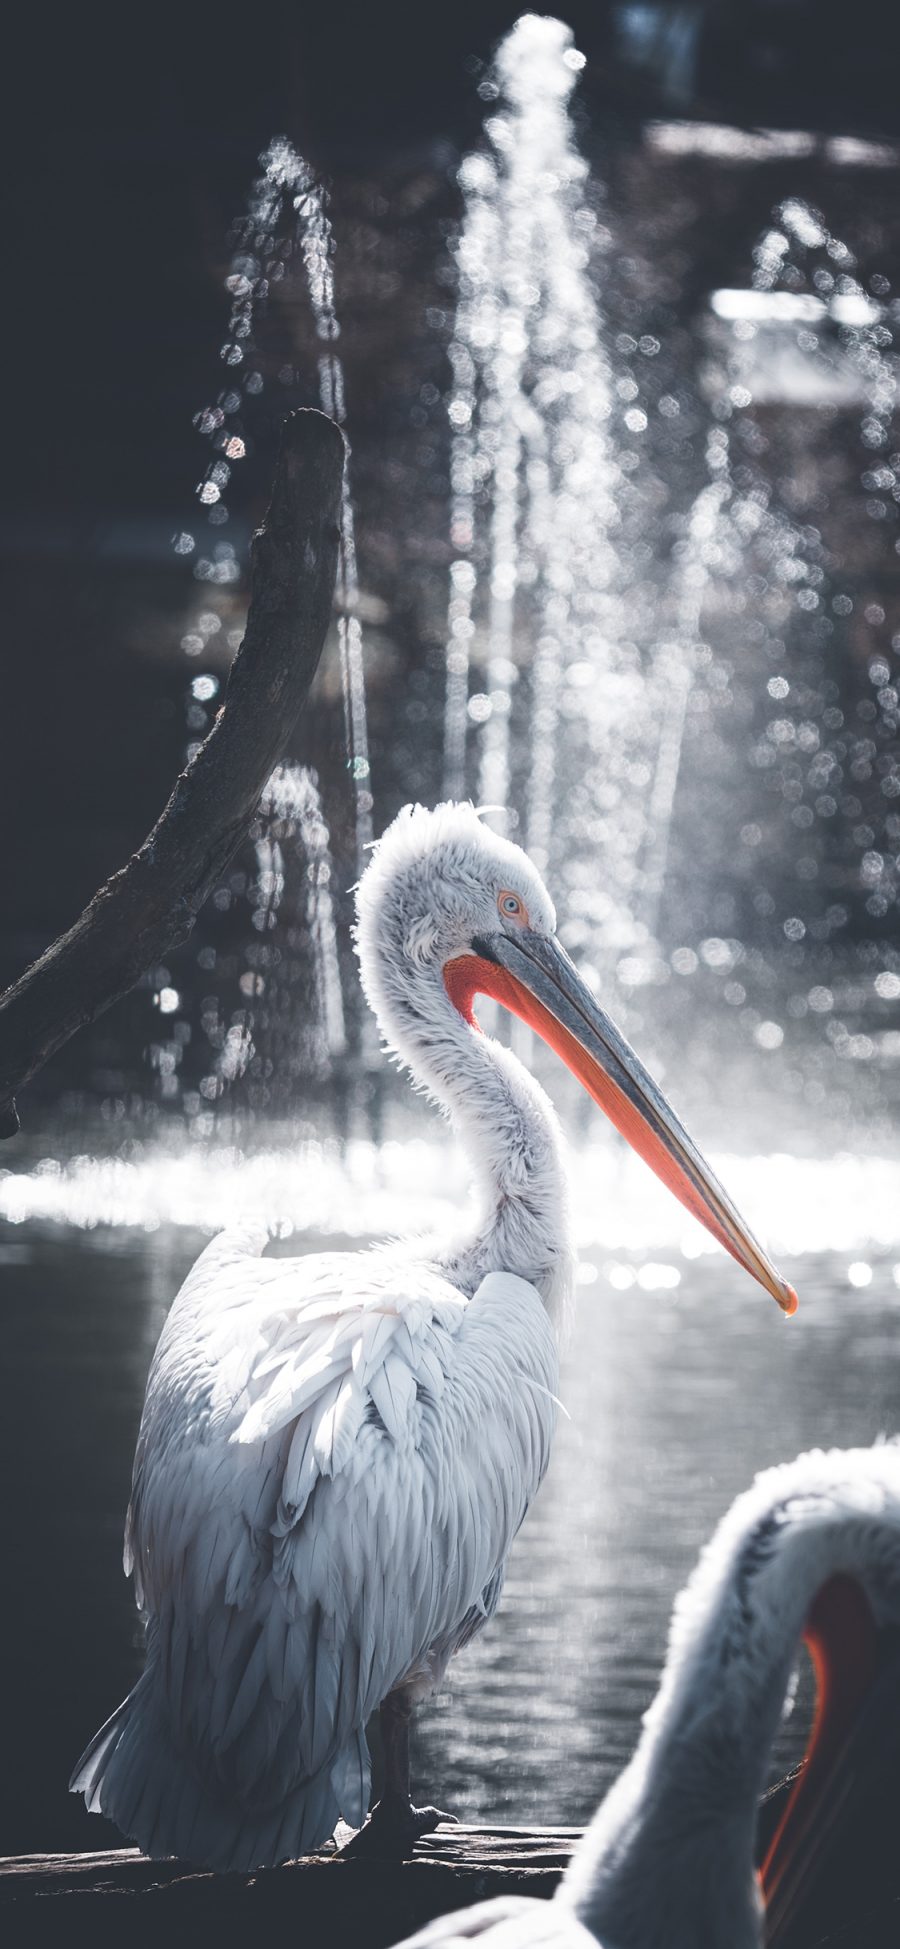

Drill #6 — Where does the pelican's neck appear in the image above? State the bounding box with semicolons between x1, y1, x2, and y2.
559;1467;892;1949
384;974;574;1333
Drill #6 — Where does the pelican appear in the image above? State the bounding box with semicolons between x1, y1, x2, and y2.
393;1441;900;1949
71;801;795;1869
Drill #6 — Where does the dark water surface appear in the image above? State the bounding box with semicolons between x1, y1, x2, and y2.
2;1224;898;1854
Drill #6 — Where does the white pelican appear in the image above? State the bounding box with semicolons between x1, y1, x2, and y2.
393;1441;900;1949
71;801;795;1869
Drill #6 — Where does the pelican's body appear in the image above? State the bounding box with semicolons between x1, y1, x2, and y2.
73;1234;557;1867
72;803;793;1868
396;1443;900;1949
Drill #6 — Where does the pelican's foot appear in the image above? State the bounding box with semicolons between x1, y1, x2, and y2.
341;1797;458;1858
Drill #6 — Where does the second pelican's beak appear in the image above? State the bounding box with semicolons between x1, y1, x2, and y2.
444;928;797;1314
760;1574;900;1947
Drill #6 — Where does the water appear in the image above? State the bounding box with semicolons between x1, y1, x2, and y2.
424;1247;900;1825
159;139;381;1106
254;765;346;1076
112;19;900;1139
253;141;373;859
445;16;630;922
640;452;731;937
4;1216;900;1853
4;1139;900;1255
639;187;900;1123
183;136;373;853
293;157;375;862
145;766;347;1120
437;17;900;1042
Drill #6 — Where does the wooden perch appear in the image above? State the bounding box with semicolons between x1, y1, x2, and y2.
0;408;345;1138
2;1793;898;1949
2;1828;573;1949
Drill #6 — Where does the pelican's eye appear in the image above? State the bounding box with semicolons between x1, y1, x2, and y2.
498;889;527;924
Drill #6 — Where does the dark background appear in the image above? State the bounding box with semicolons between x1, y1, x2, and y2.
6;8;900;711
7;1;900;526
3;0;900;1859
3;0;900;1095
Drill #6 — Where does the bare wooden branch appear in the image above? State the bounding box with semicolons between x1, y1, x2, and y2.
1;1804;896;1949
0;408;345;1137
0;1826;572;1949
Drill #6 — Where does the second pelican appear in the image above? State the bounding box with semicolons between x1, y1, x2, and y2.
393;1441;900;1947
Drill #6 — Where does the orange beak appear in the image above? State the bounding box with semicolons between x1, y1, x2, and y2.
761;1574;900;1946
444;928;797;1314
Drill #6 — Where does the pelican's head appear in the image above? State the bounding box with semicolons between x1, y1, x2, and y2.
356;801;796;1314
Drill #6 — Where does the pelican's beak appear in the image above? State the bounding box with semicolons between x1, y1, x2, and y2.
444;928;797;1314
761;1574;900;1946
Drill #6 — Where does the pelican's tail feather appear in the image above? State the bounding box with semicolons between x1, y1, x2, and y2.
70;1666;361;1871
69;1695;132;1815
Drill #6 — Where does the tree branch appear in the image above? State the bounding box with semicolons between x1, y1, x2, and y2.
0;408;346;1137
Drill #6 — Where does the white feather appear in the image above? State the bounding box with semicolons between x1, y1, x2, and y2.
72;804;580;1872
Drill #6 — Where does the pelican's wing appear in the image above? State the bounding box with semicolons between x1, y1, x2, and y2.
391;1897;598;1947
125;1230;558;1826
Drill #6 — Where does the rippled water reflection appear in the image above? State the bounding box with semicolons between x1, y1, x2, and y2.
3;1224;899;1852
420;1246;900;1825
